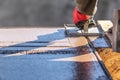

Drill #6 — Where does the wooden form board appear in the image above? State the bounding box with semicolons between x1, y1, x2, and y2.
112;10;120;52
97;20;113;32
98;13;120;52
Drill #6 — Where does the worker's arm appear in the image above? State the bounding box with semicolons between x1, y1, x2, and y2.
75;0;98;16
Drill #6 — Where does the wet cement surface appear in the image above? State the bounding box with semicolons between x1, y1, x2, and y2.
0;53;107;80
0;27;108;80
0;54;76;80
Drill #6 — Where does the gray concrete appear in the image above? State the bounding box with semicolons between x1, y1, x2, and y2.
0;27;108;80
0;54;76;80
0;53;107;80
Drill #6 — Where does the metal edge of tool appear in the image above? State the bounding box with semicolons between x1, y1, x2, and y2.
64;24;103;37
64;24;79;37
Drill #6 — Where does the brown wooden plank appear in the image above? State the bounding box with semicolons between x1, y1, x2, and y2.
112;10;120;52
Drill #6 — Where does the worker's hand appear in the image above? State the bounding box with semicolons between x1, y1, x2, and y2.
75;21;87;30
73;8;90;30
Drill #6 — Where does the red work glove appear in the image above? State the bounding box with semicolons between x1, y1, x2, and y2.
73;7;90;30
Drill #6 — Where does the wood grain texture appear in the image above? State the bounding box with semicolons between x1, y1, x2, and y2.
112;10;120;52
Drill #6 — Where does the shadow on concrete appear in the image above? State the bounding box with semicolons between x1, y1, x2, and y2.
0;28;109;80
0;28;101;55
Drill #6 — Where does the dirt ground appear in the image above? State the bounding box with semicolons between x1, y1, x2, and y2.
96;48;120;80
